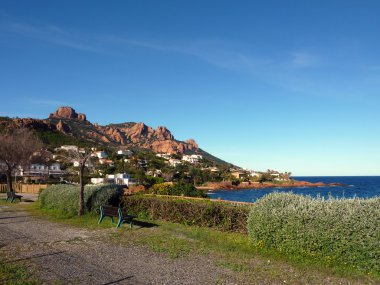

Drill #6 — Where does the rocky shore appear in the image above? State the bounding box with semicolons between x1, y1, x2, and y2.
198;180;345;190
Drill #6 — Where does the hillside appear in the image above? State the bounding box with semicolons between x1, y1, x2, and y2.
0;106;233;168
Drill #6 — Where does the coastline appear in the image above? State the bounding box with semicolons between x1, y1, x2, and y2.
197;180;344;191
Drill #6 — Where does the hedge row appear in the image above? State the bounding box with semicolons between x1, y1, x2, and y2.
122;195;250;233
247;193;380;275
147;182;208;198
39;184;123;216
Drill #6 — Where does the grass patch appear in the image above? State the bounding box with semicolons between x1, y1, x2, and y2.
217;260;251;273
0;256;41;285
137;234;193;258
28;203;118;230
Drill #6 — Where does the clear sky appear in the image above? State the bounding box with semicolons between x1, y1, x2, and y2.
1;1;379;176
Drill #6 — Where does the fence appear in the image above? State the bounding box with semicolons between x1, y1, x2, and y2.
0;184;48;194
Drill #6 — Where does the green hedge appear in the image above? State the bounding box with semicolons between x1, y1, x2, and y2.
39;184;124;216
247;193;380;275
122;195;250;233
147;182;208;198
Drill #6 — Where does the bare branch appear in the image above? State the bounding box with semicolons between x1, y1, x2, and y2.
0;128;43;193
0;128;43;171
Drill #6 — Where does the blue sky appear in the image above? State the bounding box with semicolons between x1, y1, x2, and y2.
1;1;379;176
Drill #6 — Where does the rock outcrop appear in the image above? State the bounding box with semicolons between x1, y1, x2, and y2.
56;120;71;134
0;118;56;132
155;126;174;141
185;139;199;150
101;126;126;145
49;106;86;121
1;106;200;155
124;123;154;142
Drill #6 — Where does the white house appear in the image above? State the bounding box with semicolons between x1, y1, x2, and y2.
107;173;130;185
249;171;260;177
91;173;135;186
209;167;220;173
90;177;106;184
21;162;63;176
231;171;246;179
60;145;78;152
168;159;181;167
49;162;62;175
146;169;162;177
182;154;203;164
117;150;133;157
94;151;108;159
156;153;171;160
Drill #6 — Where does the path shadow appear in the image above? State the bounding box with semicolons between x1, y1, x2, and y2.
21;199;35;203
0;215;30;220
0;220;30;225
9;251;65;262
133;220;158;228
102;276;134;284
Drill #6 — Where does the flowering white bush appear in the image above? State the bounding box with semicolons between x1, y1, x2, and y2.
247;193;380;274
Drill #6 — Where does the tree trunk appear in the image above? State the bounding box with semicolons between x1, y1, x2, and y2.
78;165;85;216
6;169;13;193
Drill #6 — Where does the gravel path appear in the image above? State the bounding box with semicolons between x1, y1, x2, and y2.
0;204;242;285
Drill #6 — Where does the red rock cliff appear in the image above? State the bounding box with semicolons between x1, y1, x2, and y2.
49;106;86;121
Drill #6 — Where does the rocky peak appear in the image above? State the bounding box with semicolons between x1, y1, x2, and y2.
155;126;174;141
49;106;87;121
128;123;154;139
185;139;199;150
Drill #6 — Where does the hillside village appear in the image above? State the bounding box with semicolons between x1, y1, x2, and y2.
0;107;292;191
4;143;292;190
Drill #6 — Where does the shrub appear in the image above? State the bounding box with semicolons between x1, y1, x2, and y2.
128;185;146;193
39;184;124;216
149;182;173;195
247;193;380;275
147;182;208;198
122;195;250;233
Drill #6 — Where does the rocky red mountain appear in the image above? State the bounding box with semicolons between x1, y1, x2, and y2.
0;107;201;155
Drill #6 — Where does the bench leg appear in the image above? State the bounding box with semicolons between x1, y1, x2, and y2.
115;219;133;229
98;214;105;224
98;215;116;225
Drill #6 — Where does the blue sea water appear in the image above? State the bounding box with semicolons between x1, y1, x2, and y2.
207;176;380;203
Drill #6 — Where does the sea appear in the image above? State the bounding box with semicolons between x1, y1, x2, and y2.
207;176;380;203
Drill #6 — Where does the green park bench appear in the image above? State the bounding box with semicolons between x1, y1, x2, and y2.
6;192;22;203
98;205;135;228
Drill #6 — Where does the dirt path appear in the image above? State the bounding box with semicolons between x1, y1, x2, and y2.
0;204;241;285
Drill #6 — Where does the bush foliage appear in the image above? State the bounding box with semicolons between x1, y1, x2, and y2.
247;193;380;275
39;184;124;216
122;195;250;233
147;182;208;198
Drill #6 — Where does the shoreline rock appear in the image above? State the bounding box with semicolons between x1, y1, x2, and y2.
197;180;346;191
